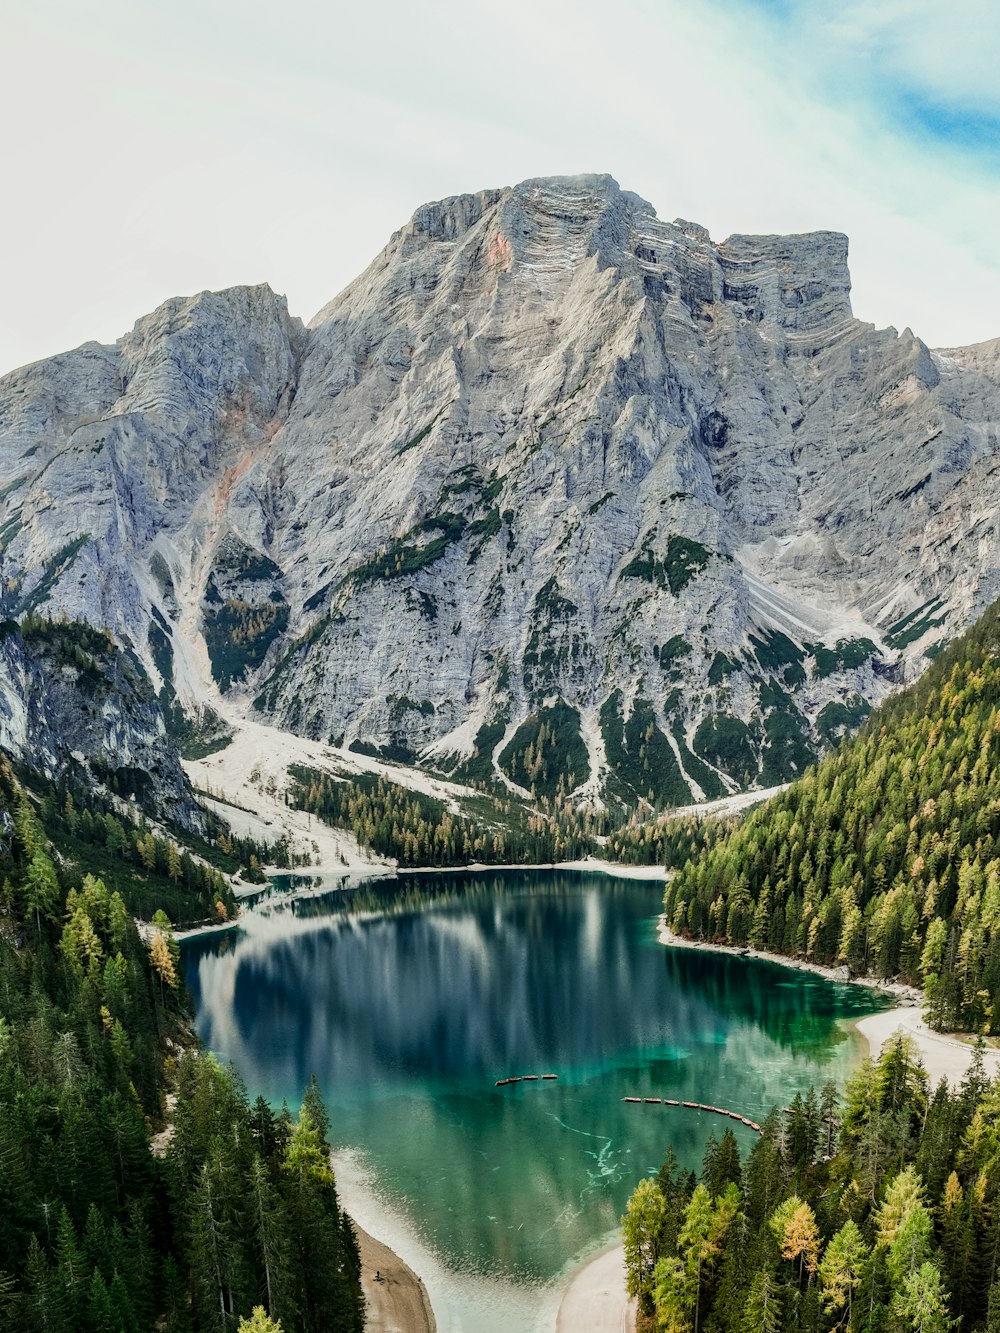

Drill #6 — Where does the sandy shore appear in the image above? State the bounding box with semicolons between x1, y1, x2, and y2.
556;1243;635;1333
400;857;665;881
355;1221;436;1333
657;920;1000;1087
855;1006;1000;1087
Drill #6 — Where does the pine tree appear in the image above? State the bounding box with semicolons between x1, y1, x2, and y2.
623;1176;667;1313
819;1220;869;1326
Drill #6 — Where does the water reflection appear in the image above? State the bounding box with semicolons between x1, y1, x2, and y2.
184;870;889;1283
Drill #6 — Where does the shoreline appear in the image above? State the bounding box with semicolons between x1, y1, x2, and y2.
331;1147;566;1333
853;1006;1000;1087
555;1242;635;1333
397;856;666;881
169;857;666;938
656;919;1000;1086
657;917;923;1002
353;1220;436;1333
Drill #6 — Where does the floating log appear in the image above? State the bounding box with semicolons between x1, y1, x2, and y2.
620;1097;763;1131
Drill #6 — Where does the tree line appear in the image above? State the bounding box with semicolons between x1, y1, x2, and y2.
623;1034;999;1333
289;763;730;872
664;598;1000;1031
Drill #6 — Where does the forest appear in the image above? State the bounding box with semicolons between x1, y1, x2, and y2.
664;598;1000;1031
623;1034;1000;1333
0;756;363;1332
288;762;733;870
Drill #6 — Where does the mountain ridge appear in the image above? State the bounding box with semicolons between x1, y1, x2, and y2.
2;174;999;811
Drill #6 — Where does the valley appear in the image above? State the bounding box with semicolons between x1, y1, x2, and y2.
2;173;1000;1333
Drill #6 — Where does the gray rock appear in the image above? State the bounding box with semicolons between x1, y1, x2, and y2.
0;621;204;830
1;175;998;807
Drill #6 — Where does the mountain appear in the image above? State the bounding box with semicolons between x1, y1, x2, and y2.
664;593;1000;1032
0;616;204;831
2;174;999;810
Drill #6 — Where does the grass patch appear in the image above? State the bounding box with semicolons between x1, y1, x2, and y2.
656;635;692;673
621;534;715;596
885;597;948;650
15;535;90;615
669;721;726;800
811;637;877;678
451;711;511;786
398;406;447;455
750;629;806;685
708;652;739;685
599;692;691;809
587;491;616;516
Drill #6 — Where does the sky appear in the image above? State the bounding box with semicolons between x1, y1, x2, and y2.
2;0;999;374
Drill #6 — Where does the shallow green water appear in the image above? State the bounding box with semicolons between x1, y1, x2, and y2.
183;870;888;1296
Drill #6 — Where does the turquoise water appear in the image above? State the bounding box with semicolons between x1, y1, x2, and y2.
183;870;888;1303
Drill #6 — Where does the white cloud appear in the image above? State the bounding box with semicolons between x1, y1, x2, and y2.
1;0;998;374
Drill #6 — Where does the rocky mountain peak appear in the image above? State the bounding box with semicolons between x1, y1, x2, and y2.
717;230;852;335
2;176;1000;814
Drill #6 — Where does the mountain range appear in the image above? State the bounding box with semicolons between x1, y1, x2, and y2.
2;173;999;812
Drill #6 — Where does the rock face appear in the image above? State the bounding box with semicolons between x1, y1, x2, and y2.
0;620;204;830
2;175;999;808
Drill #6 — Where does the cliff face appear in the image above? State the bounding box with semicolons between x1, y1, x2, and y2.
2;175;998;807
0;621;204;831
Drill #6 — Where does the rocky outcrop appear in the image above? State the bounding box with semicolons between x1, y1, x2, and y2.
0;619;204;831
1;175;999;808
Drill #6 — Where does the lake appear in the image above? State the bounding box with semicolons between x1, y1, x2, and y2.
183;868;888;1330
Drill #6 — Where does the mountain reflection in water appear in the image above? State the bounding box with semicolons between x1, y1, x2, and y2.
184;870;890;1284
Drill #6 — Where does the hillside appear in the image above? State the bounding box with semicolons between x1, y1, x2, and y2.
0;759;364;1331
664;595;1000;1031
2;176;1000;811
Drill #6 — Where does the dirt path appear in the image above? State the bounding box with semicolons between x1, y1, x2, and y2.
355;1222;436;1333
556;1243;636;1333
856;1006;1000;1087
